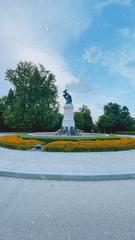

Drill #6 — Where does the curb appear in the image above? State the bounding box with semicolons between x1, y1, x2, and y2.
0;170;135;181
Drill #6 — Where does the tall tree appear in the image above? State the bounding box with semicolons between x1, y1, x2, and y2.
74;105;93;132
0;97;6;131
97;102;134;133
4;61;59;131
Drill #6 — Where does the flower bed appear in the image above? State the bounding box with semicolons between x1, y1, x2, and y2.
0;135;43;150
1;135;135;152
44;137;135;152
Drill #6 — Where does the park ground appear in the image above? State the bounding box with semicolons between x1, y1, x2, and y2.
0;133;135;239
0;177;135;240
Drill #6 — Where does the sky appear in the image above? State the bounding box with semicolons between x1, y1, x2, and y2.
0;0;135;121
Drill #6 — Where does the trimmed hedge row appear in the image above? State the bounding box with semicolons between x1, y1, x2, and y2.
116;131;135;135
20;134;120;144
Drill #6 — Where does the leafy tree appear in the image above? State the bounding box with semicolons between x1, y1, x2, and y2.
51;113;63;131
0;97;12;131
4;61;59;131
74;105;93;132
97;115;115;133
0;97;6;130
97;102;134;133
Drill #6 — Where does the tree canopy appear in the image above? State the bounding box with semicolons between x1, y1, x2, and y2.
0;61;135;133
97;102;134;133
74;105;93;132
3;61;60;131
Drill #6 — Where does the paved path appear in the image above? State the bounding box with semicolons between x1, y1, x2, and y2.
0;147;135;180
0;177;135;240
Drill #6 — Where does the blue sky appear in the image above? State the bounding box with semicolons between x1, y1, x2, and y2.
0;0;135;120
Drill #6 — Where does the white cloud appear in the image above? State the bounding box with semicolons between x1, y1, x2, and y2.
0;0;134;120
82;45;109;66
83;45;135;84
32;0;93;49
82;46;102;64
18;46;78;88
96;0;132;9
119;27;135;39
0;1;87;99
119;27;130;37
114;54;135;84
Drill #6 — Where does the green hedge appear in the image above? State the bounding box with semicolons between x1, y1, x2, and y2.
20;134;121;144
116;131;135;135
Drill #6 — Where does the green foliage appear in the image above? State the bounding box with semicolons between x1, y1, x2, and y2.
52;113;63;131
20;133;120;144
116;131;135;135
74;105;93;132
0;97;10;131
3;61;60;131
92;123;99;133
97;102;134;133
0;98;5;130
1;62;135;133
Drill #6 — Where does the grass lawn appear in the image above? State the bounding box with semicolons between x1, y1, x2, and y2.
116;131;135;135
20;133;120;144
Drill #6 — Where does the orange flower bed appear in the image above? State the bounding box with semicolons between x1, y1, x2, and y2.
0;135;43;150
44;137;135;152
1;135;135;152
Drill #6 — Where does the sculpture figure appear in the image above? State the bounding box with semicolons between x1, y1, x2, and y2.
56;89;81;135
63;89;72;104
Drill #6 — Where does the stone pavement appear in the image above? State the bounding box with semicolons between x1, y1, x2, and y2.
0;147;135;180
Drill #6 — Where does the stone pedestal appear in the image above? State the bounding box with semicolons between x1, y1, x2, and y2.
62;104;75;131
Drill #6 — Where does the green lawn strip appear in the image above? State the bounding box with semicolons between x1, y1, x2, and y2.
20;133;121;145
116;131;135;135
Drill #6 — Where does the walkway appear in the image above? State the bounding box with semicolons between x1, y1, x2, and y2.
0;147;135;180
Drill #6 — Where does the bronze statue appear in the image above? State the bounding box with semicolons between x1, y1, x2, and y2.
63;89;72;104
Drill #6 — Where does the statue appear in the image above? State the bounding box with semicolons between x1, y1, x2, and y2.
63;89;72;104
56;89;81;135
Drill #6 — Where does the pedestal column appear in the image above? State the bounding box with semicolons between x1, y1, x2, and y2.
62;104;75;131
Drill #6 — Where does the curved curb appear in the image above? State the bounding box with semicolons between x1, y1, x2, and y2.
0;170;135;181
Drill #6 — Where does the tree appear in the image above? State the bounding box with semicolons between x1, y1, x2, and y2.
0;97;6;131
97;115;115;133
4;61;59;131
119;106;134;131
0;97;13;131
51;113;63;131
74;105;93;132
97;102;134;133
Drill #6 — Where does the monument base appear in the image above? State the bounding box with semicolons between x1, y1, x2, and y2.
62;104;75;128
57;103;81;135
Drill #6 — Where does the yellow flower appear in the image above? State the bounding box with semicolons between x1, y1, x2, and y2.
44;137;135;152
0;135;43;149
